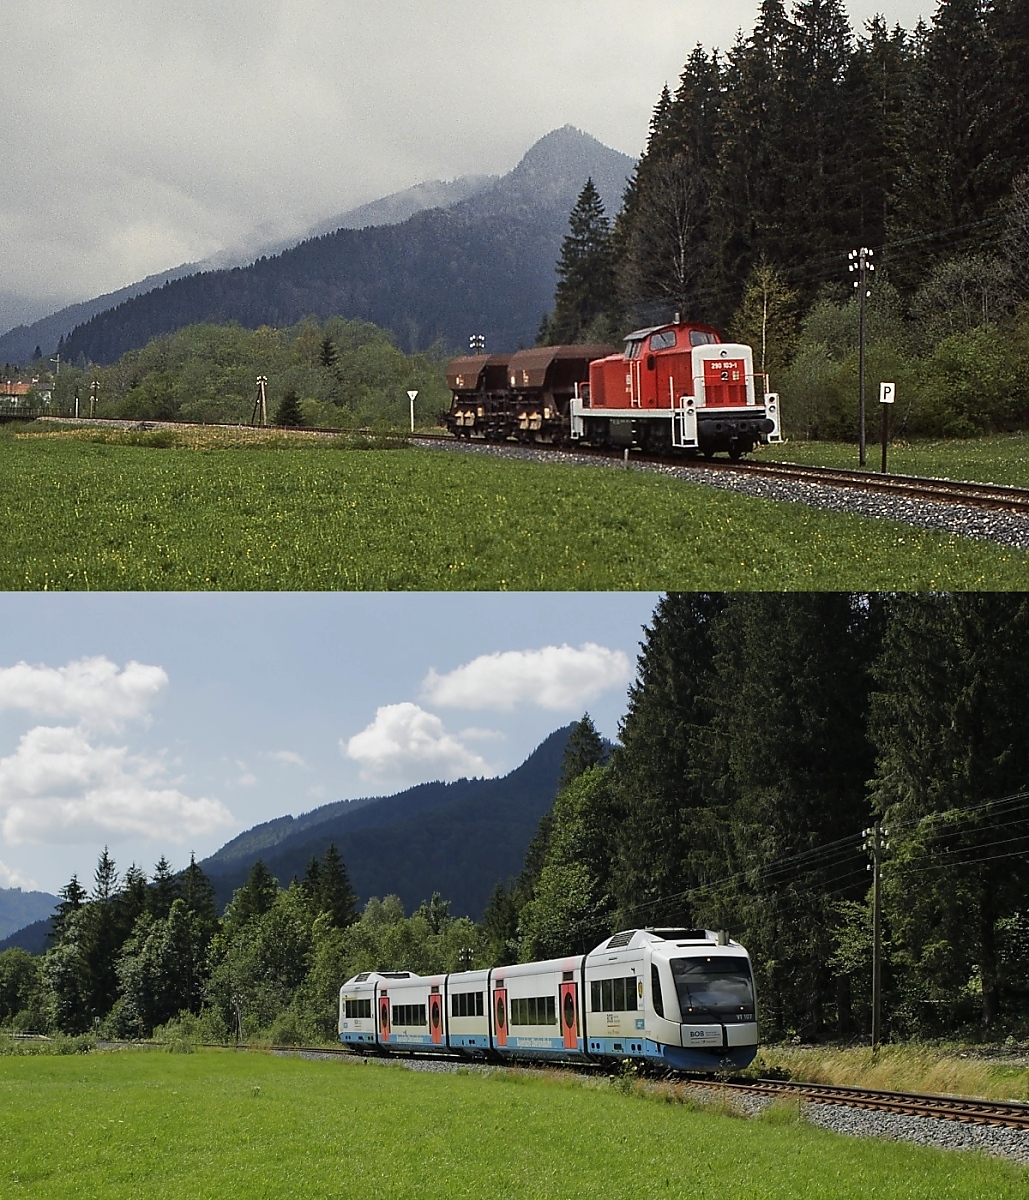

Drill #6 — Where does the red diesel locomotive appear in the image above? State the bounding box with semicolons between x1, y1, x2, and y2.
446;319;782;458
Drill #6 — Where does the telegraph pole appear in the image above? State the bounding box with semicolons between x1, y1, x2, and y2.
90;378;99;419
251;376;268;427
862;822;889;1051
848;248;875;466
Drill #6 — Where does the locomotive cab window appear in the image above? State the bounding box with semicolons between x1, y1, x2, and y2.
649;330;677;351
625;340;643;359
670;956;755;1022
689;330;718;346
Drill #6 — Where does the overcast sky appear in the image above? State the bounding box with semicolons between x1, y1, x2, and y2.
1;1;933;331
0;592;660;896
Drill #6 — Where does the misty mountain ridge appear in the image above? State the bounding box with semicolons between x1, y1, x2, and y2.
0;888;59;941
55;126;635;364
0;169;504;362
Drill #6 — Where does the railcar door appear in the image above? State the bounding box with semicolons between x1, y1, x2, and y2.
493;986;508;1047
429;989;444;1046
378;990;391;1045
560;981;579;1050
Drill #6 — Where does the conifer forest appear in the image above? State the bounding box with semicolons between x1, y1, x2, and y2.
542;0;1029;440
2;592;1028;1047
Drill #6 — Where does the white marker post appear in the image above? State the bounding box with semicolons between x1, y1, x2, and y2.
879;382;895;474
408;389;418;433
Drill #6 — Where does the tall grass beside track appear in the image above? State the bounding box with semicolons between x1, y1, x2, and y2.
756;1043;1029;1103
5;427;1029;589
0;1051;1024;1198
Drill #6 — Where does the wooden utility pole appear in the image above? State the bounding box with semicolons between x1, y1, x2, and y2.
251;375;268;427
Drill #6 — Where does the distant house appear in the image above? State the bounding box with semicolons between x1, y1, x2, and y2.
0;379;52;408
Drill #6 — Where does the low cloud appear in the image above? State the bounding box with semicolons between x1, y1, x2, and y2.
0;859;37;890
0;656;168;732
344;702;494;785
422;643;631;712
0;724;233;846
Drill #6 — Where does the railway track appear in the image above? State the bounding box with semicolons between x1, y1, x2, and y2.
686;1076;1029;1130
413;433;1029;515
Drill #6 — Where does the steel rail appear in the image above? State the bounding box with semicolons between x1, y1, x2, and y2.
412;433;1029;515
686;1076;1029;1130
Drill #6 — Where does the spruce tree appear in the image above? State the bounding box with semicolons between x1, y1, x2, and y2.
274;388;304;428
314;844;359;929
609;593;729;921
546;179;616;344
558;714;607;791
870;593;1029;1029
706;593;880;1039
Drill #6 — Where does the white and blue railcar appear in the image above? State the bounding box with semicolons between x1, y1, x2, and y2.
339;928;757;1071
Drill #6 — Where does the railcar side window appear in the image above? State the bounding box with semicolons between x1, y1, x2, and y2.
649;330;677;351
669;956;755;1022
451;991;485;1018
589;976;638;1013
344;998;372;1020
509;995;557;1025
391;1003;427;1027
651;964;665;1018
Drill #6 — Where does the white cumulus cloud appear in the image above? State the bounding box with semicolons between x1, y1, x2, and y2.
421;643;631;712
344;702;494;785
0;656;168;731
0;724;233;846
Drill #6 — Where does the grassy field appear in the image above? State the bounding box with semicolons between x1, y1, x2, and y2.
758;431;1029;487
756;1042;1029;1104
0;1050;1024;1198
5;427;1029;589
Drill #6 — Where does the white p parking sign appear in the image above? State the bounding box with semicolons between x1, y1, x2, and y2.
880;382;896;404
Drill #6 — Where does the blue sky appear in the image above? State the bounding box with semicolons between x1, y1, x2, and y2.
0;592;660;895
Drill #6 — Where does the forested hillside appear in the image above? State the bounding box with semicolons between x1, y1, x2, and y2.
542;0;1029;438
57;127;633;364
200;726;573;917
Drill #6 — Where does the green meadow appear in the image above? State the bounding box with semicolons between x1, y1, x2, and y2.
5;429;1029;590
0;1051;1023;1199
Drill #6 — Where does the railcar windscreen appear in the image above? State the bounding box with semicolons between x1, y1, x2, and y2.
669;956;755;1021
